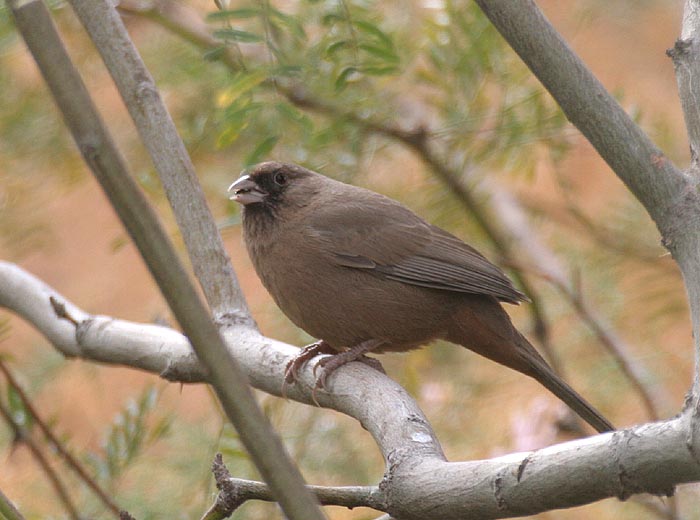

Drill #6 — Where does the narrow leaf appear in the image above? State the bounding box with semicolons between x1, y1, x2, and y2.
213;28;264;43
245;135;279;166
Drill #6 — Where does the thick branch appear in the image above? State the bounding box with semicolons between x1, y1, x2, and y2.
0;261;444;465
669;2;700;168
3;262;700;518
473;0;687;222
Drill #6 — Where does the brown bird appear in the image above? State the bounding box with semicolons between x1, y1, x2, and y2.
229;161;614;433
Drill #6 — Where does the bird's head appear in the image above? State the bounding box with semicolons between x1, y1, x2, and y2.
228;161;319;212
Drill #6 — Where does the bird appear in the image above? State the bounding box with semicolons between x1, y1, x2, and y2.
229;161;614;433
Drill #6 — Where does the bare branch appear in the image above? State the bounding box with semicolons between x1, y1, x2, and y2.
473;0;687;219
204;454;385;517
73;0;249;322
669;2;700;169
0;360;122;517
7;2;324;518
0;398;80;520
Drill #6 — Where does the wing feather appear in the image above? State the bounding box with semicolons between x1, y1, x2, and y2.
306;183;526;304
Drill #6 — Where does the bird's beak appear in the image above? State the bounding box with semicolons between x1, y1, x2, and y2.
228;175;267;205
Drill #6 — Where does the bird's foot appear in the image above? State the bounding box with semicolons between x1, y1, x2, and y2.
282;340;336;398
312;338;386;394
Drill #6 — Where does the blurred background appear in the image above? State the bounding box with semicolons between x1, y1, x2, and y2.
0;0;693;518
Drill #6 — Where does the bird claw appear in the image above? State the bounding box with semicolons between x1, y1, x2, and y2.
282;340;335;400
282;338;386;406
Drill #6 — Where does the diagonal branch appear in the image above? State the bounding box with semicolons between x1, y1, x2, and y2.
0;360;122;517
76;0;250;322
0;397;80;520
473;0;687;219
7;2;324;518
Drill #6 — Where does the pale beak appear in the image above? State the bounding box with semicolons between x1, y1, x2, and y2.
228;175;267;205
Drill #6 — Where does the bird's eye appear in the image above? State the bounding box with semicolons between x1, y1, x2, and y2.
273;172;287;186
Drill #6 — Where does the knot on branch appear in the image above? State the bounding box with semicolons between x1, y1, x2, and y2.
658;183;700;254
211;453;243;516
666;38;692;61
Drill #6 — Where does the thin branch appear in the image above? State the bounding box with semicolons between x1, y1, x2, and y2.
74;0;250;323
205;454;385;516
0;398;80;520
669;2;700;169
526;266;660;420
0;360;122;517
483;179;663;422
8;2;324;519
473;0;686;220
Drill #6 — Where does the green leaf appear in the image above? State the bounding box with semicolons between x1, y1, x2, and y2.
245;135;279;166
275;102;313;134
359;43;399;64
334;66;360;91
218;70;268;106
325;39;351;57
269;8;306;39
203;46;226;62
7;384;32;431
213;28;264;43
354;20;394;49
360;65;399;76
271;64;303;77
207;8;261;21
321;13;344;26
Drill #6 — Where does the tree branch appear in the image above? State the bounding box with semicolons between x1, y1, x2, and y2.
205;454;384;517
0;488;25;520
473;0;687;219
73;0;249;323
3;261;700;518
474;0;700;456
0;359;122;517
0;397;80;520
7;2;324;518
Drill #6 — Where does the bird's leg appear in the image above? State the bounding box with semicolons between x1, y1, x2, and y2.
314;338;386;391
283;339;336;390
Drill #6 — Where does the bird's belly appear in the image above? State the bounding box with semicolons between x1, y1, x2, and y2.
257;256;458;350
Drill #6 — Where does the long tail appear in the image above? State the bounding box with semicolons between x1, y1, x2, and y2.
518;341;614;433
447;298;614;433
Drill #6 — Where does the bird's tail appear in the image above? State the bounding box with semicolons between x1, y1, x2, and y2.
446;302;614;434
515;333;614;434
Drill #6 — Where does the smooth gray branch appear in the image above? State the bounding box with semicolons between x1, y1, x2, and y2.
3;261;700;518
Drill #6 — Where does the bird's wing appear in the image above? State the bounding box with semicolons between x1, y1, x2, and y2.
306;192;527;304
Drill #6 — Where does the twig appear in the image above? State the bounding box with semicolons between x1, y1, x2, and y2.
202;453;386;518
0;398;80;520
525;265;661;421
0;360;122;517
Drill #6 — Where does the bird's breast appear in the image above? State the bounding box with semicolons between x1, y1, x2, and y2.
244;220;459;350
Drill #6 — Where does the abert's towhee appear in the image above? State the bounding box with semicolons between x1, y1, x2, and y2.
229;161;613;433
